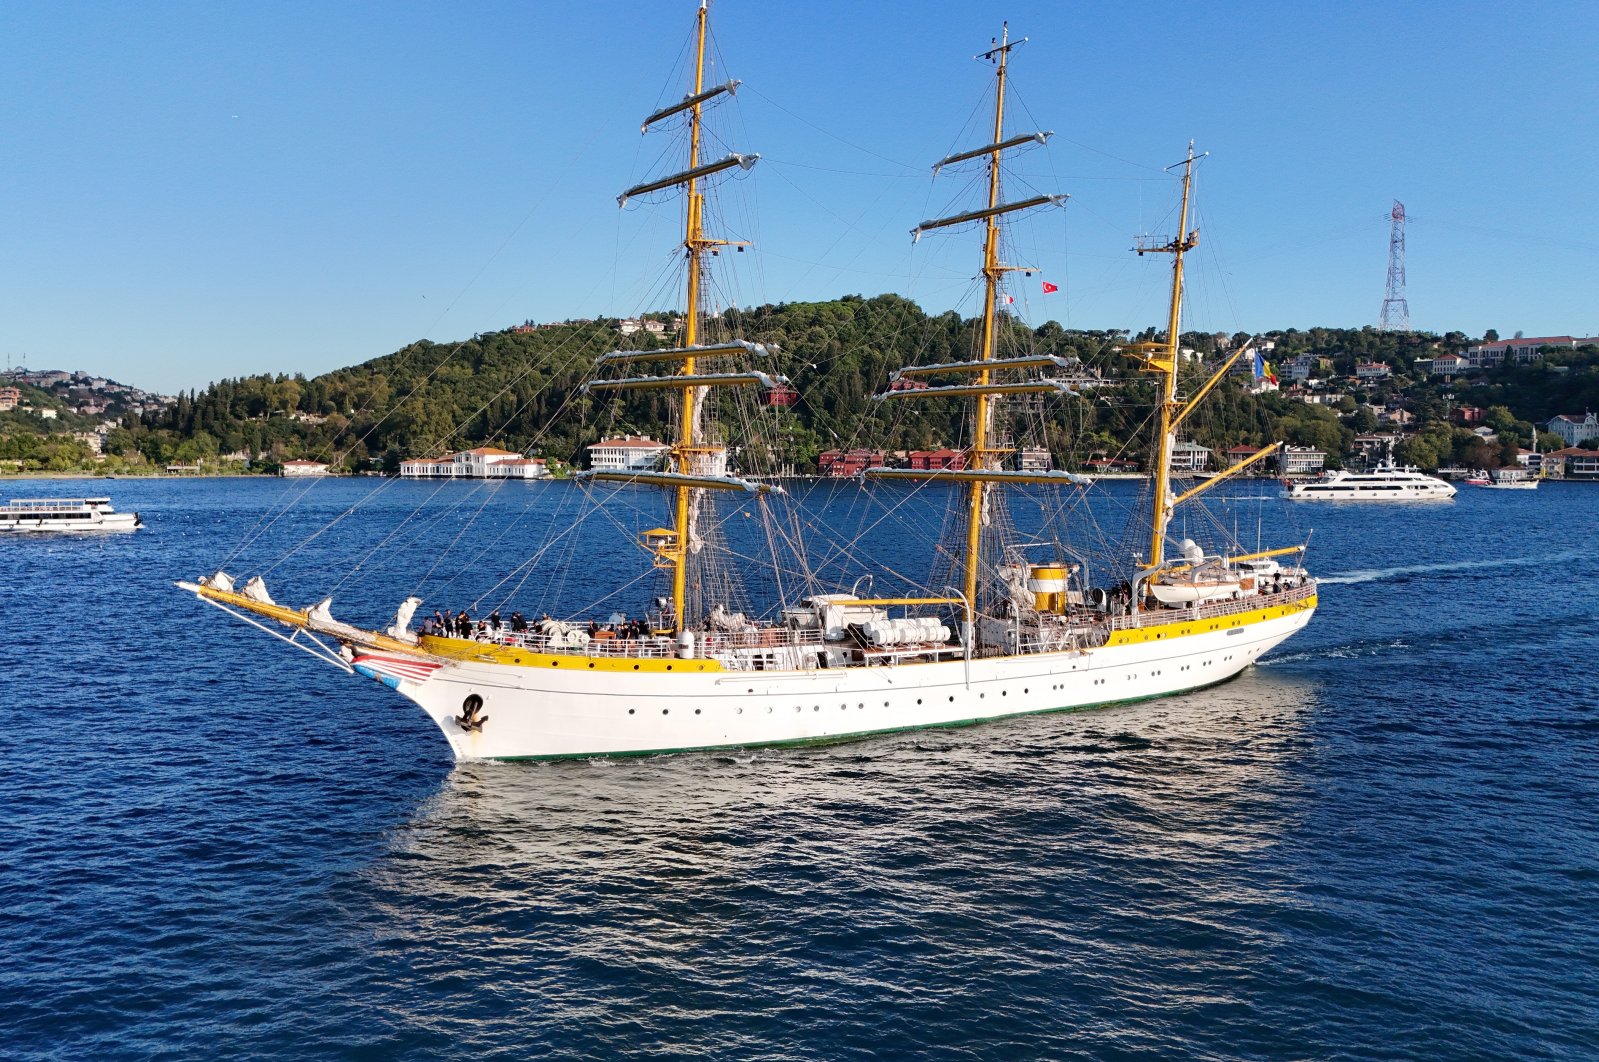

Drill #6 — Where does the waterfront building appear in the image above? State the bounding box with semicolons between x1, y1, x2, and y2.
281;459;331;477
1018;447;1051;472
818;449;886;477
400;448;548;479
1170;440;1212;472
908;449;967;471
1278;446;1327;475
586;436;669;472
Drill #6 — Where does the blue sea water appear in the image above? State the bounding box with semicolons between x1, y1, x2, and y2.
2;476;1597;1059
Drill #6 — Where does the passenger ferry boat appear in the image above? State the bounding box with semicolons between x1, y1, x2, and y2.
1;497;142;533
1282;463;1456;501
179;8;1317;761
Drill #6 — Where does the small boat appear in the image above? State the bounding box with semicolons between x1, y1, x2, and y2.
1282;462;1456;500
0;497;142;533
1472;466;1538;490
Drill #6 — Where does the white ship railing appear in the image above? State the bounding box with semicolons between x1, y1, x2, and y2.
1108;580;1318;631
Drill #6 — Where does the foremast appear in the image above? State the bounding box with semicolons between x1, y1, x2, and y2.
591;0;781;634
674;0;713;634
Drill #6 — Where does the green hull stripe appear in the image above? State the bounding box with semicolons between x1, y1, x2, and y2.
476;670;1245;762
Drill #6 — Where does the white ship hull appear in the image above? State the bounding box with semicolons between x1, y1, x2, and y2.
383;603;1314;760
1;514;141;533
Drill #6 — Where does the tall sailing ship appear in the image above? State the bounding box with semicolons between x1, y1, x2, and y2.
180;7;1317;760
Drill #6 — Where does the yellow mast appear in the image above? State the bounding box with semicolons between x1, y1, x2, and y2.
1137;142;1199;569
964;23;1014;613
669;0;712;632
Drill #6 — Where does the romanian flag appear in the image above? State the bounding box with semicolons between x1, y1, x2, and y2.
1252;350;1279;384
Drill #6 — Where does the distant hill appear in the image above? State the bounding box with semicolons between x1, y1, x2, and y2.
6;294;1597;474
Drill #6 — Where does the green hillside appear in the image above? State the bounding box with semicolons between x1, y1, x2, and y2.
10;295;1598;475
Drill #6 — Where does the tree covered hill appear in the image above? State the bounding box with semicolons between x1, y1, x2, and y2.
41;294;1599;474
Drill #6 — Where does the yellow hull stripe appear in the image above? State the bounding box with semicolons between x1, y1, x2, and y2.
1103;594;1317;647
418;635;725;673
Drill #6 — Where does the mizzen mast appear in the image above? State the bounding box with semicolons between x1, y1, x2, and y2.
1128;142;1200;570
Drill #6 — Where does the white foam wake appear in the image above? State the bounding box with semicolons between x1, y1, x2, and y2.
1320;551;1584;585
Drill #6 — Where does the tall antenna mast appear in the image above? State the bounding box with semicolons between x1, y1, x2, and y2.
1379;200;1410;332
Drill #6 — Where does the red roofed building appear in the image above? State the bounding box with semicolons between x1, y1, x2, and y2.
818;449;886;477
761;383;799;408
401;447;547;479
1545;447;1599;479
908;449;967;471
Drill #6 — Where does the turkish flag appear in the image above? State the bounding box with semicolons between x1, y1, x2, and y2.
1041;281;1059;294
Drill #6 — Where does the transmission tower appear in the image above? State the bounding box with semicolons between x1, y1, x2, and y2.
1378;199;1410;331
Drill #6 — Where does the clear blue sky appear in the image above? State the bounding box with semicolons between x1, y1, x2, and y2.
3;0;1595;393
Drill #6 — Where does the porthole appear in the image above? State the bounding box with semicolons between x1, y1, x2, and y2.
587;662;595;669
662;709;669;715
628;708;635;715
695;708;701;715
948;696;955;702
633;664;640;671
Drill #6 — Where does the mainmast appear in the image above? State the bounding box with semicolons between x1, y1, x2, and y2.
867;26;1066;622
965;24;1014;618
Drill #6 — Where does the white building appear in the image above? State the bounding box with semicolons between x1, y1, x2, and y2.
1018;447;1051;472
399;447;547;479
1279;446;1326;475
1170;440;1213;472
1429;353;1470;377
1548;413;1599;446
1465;335;1599;367
587;436;670;472
1356;361;1392;381
615;317;680;337
281;459;331;476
